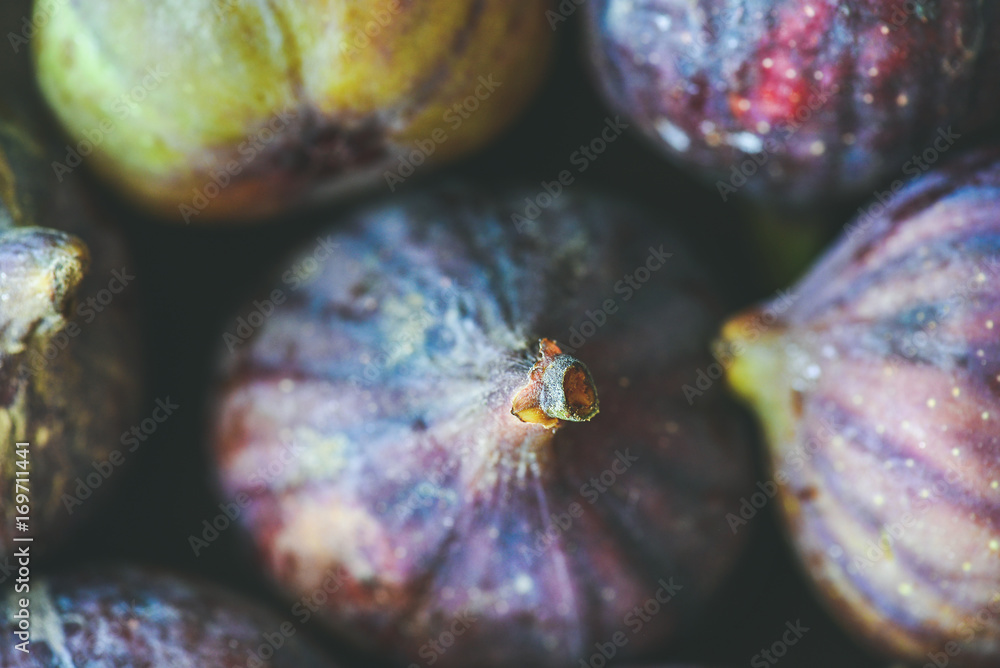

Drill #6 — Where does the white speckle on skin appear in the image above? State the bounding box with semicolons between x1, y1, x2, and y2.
656;119;691;152
728;131;764;153
514;574;533;594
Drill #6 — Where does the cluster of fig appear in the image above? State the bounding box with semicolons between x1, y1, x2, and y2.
7;0;1000;666
582;0;1000;205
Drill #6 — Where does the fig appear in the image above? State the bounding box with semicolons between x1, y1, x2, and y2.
0;99;142;557
32;0;553;223
209;187;755;667
719;148;1000;664
582;0;1000;205
0;565;338;666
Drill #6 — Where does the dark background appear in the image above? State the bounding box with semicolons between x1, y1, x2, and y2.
20;5;907;668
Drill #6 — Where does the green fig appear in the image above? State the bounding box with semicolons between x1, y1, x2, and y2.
33;0;554;223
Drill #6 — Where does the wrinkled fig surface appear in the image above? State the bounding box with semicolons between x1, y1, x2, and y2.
210;187;754;667
0;565;338;666
720;148;1000;664
33;0;554;223
0;102;142;557
583;0;1000;205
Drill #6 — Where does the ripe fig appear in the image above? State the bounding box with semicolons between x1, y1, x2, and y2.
582;0;1000;205
719;148;1000;664
33;0;553;223
209;187;755;667
0;102;142;556
0;565;338;666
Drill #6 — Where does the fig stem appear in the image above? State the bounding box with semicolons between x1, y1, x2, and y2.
717;311;797;448
511;338;599;429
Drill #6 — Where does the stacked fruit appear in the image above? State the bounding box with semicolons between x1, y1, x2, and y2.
1;1;999;667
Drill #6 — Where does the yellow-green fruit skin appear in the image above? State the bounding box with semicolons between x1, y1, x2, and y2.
33;0;553;223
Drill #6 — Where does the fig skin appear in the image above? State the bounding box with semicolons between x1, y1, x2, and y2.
209;187;755;667
582;0;1000;205
0;103;143;556
0;565;339;666
33;0;554;223
719;148;1000;664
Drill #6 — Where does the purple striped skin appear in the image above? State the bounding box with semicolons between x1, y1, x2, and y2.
721;149;1000;664
582;0;1000;206
210;187;754;668
0;566;338;666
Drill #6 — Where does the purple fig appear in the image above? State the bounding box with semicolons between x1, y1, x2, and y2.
0;565;339;666
582;0;1000;205
208;186;754;667
720;147;1000;664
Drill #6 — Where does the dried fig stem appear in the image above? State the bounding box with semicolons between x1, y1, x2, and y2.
511;338;599;429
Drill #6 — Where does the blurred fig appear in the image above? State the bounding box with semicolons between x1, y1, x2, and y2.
719;148;1000;664
209;187;754;667
0;565;338;666
33;0;554;223
0;99;142;557
582;0;1000;205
